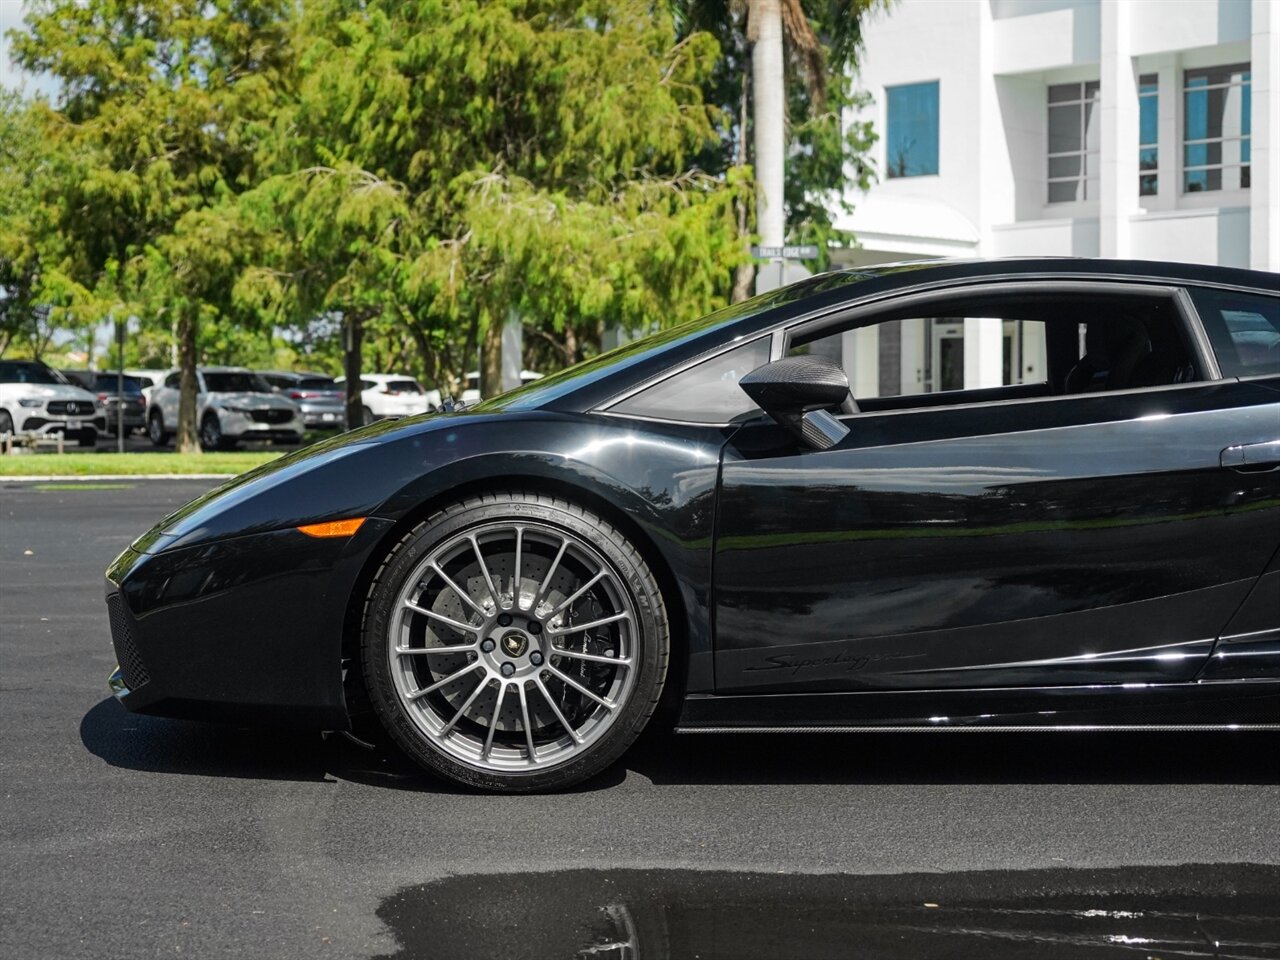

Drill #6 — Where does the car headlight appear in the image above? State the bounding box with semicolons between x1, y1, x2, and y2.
18;398;43;408
221;406;253;414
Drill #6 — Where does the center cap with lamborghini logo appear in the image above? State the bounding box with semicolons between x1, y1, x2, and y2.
501;632;529;658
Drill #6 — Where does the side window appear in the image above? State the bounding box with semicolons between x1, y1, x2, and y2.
609;337;772;424
1189;288;1280;377
164;373;181;388
791;318;1048;400
787;290;1199;413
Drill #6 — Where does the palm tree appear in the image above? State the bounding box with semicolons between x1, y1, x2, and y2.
674;0;884;298
750;0;825;252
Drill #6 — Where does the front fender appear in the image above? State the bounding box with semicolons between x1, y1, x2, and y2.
108;410;728;726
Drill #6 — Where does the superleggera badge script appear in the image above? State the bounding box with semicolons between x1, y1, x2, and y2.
746;649;872;676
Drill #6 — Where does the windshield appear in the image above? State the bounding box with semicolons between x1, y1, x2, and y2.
472;270;874;412
204;372;271;393
0;360;70;385
385;380;422;394
93;374;142;394
298;377;337;391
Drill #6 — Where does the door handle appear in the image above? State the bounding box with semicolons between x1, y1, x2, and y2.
1221;440;1280;472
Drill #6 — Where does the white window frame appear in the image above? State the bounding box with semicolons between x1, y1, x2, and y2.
1181;63;1251;195
1046;80;1101;204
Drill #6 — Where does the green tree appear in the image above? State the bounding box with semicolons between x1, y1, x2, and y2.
673;0;882;299
0;92;100;361
240;0;749;410
9;0;294;450
0;93;42;357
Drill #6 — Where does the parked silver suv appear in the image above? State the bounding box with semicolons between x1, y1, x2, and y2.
257;370;345;429
148;367;304;450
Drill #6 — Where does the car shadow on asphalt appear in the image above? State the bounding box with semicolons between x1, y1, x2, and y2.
623;727;1280;786
78;696;624;793
81;697;1279;792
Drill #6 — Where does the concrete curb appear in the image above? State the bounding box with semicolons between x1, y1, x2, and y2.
1;474;236;482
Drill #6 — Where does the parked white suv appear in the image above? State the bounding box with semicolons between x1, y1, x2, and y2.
148;367;304;450
460;369;542;404
0;359;103;446
336;374;439;425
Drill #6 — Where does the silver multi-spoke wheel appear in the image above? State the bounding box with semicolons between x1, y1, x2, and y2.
363;493;668;791
388;520;640;772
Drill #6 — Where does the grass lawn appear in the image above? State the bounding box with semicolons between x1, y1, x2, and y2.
0;451;282;477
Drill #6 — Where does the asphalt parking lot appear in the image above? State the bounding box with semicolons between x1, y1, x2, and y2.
2;479;1278;959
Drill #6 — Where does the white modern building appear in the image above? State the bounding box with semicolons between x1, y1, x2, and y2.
818;0;1277;398
838;0;1278;271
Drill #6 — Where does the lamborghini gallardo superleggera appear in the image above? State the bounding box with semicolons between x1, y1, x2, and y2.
106;259;1280;791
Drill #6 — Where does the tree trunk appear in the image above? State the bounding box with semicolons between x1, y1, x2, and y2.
732;38;756;304
479;319;502;400
752;0;785;253
343;310;365;429
175;313;200;453
408;324;438;394
563;324;579;366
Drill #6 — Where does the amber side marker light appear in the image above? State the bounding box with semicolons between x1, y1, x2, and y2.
297;517;366;538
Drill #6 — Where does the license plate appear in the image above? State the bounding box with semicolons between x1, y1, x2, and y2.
322;413;336;421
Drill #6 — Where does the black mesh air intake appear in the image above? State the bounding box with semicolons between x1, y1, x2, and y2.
107;593;149;690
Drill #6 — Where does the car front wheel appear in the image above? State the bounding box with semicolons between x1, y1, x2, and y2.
361;492;669;793
199;414;227;451
147;411;170;447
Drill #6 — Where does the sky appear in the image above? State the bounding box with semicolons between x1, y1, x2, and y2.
0;1;57;97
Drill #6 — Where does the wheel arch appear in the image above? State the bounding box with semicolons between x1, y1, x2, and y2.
339;471;693;736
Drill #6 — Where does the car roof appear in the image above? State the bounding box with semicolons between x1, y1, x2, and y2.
484;257;1280;415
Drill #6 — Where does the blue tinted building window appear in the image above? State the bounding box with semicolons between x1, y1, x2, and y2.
1183;63;1250;192
886;81;939;178
1139;74;1158;196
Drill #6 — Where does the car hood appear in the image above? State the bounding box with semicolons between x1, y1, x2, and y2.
0;383;98;402
209;392;297;410
128;408;527;551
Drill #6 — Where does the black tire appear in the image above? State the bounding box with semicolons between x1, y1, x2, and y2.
76;430;96;448
147;411;170;447
0;410;13;435
361;405;375;426
199;413;225;451
361;492;669;793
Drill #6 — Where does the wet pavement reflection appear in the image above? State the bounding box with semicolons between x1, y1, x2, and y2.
372;864;1280;960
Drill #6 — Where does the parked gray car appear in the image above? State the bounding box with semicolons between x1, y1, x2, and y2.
258;370;345;429
62;370;147;436
148;367;304;450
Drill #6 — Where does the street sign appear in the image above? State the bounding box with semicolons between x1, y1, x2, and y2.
750;244;821;260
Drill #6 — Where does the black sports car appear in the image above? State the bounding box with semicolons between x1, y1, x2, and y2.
105;258;1280;792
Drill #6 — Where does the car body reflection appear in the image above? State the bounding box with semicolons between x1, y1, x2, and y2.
372;865;1280;960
